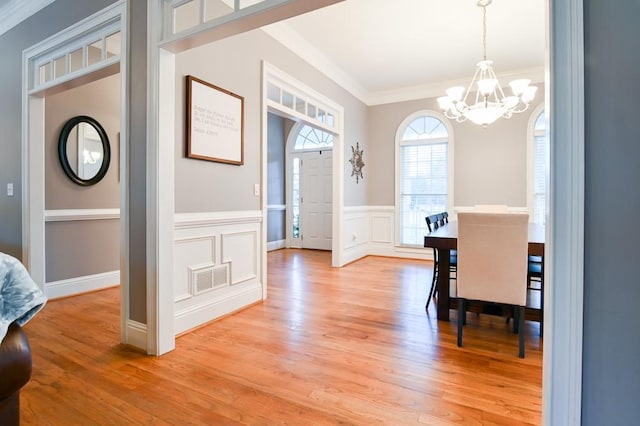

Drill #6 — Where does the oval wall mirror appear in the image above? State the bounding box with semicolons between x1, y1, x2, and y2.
58;115;111;186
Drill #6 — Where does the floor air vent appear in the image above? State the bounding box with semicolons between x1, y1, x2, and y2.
191;263;229;295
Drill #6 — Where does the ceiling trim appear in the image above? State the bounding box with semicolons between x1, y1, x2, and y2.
263;22;545;107
262;23;370;104
367;66;546;106
0;0;56;37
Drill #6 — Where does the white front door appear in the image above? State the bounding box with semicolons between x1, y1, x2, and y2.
301;150;332;250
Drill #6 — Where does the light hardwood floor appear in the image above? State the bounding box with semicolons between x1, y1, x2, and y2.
21;249;542;425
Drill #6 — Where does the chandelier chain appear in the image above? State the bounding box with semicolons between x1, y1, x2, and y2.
482;6;487;61
437;0;537;125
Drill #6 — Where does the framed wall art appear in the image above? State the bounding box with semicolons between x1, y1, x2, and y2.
186;75;244;165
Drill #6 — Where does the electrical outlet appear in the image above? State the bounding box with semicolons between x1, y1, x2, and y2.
7;183;13;197
253;183;260;196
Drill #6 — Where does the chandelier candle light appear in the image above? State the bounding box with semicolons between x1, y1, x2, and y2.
437;0;537;126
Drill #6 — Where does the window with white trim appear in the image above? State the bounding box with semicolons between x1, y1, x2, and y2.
532;111;547;225
398;114;449;246
294;124;334;151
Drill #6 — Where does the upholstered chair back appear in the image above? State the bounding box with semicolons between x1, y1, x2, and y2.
457;212;529;306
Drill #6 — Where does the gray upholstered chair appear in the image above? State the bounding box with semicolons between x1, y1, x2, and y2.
456;212;529;358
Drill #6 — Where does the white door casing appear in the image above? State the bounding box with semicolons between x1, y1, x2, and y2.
263;61;345;266
21;1;131;346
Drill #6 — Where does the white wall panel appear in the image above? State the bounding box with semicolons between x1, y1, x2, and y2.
343;206;432;263
173;236;215;301
173;211;262;335
221;230;258;285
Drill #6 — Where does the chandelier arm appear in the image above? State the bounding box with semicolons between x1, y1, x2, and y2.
509;104;531;114
488;66;508;101
461;67;482;106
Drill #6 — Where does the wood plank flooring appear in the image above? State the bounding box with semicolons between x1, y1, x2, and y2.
20;249;542;425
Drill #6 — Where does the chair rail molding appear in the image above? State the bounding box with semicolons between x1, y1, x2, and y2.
44;208;121;222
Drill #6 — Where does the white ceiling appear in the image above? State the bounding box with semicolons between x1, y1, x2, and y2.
0;0;546;106
264;0;546;105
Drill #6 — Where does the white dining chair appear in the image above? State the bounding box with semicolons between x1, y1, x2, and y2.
456;211;529;358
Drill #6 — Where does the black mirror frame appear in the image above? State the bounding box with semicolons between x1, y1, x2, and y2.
58;115;111;186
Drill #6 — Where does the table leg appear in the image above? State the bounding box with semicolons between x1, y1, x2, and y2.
437;248;451;321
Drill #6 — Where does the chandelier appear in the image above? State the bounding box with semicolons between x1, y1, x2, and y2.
437;0;537;126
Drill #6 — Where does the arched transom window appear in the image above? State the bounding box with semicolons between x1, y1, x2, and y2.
293;124;334;151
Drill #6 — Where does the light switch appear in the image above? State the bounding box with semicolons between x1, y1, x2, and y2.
254;184;260;196
7;183;13;197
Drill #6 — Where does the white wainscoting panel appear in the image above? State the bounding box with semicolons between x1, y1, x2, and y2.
173;236;216;301
222;230;258;285
45;270;120;299
343;206;432;263
367;206;395;257
343;206;369;264
173;211;263;335
370;214;392;243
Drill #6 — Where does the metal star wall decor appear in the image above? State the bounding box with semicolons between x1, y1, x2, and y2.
349;142;365;183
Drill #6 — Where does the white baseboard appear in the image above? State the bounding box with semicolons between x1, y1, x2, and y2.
267;239;285;251
45;270;120;299
342;244;368;265
126;320;147;351
174;283;262;335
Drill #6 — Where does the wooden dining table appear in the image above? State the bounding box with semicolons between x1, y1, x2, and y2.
424;221;545;321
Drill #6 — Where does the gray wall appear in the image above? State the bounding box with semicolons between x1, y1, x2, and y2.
582;0;640;424
0;0;117;259
267;112;286;243
367;91;543;207
45;74;120;210
44;73;120;282
126;0;149;323
46;220;119;282
174;28;369;213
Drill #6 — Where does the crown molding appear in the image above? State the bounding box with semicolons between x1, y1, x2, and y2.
366;66;546;106
263;22;545;107
262;23;370;104
0;0;56;37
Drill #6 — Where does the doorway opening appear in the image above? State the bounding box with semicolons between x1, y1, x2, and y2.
22;2;130;345
261;61;345;269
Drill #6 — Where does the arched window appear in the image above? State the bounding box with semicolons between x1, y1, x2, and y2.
396;113;451;246
531;110;547;225
293;124;334;151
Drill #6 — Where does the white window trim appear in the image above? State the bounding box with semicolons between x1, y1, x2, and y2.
291;122;334;152
394;110;454;247
527;103;546;222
